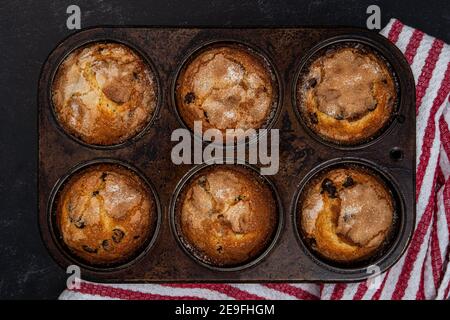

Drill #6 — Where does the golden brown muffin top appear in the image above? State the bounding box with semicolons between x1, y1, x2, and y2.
57;164;155;265
176;45;276;138
298;46;396;145
179;166;277;266
52;42;157;145
300;167;394;262
313;49;385;120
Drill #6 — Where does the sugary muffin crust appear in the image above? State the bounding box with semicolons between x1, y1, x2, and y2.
52;42;157;145
175;45;276;139
299;166;394;263
56;164;156;265
297;46;396;145
178;166;278;267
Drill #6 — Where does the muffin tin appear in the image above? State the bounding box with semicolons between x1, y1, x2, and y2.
38;27;415;282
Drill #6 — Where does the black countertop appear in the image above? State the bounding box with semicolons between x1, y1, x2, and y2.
0;0;448;299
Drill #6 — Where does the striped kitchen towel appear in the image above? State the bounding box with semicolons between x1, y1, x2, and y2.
59;19;450;300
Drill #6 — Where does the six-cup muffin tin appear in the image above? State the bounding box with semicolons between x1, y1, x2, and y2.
38;27;415;282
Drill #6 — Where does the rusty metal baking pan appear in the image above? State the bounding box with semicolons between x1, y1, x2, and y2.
38;27;415;282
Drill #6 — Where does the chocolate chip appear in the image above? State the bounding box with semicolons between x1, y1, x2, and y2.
82;245;98;254
70;216;85;229
343;176;355;188
368;101;378;111
306;77;317;89
133;235;140;240
92;190;99;197
321;178;337;198
217;245;223;253
198;176;207;188
100;172;108;181
184;92;196;104
309;112;318;124
102;240;113;251
74;219;85;229
132;72;138;79
112;229;125;243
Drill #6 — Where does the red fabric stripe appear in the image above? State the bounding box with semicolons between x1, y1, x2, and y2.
162;283;263;300
70;282;203;300
443;179;450;240
404;29;424;64
330;284;347;300
416;40;445;114
371;271;390;300
264;284;319;300
430;204;443;288
415;255;426;300
416;62;450;200
353;282;368;300
391;171;437;300
439;115;450;160
445;279;450;299
387;20;404;43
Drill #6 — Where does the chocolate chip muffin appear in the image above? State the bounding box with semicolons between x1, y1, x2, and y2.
175;44;277;141
52;42;158;146
298;166;395;263
297;46;396;145
177;165;278;267
56;163;157;265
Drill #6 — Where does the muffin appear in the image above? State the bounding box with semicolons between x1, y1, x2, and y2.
297;45;396;145
298;166;394;263
175;44;277;141
56;163;156;265
177;166;278;267
52;42;158;146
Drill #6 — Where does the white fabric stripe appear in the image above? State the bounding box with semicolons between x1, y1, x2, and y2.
416;43;450;162
340;282;361;300
289;283;320;297
395;26;414;52
379;19;395;38
59;291;121;300
109;283;234;300
436;181;450;264
411;34;434;84
440;147;450;180
229;284;296;300
436;263;450;299
423;230;436;299
320;284;335;300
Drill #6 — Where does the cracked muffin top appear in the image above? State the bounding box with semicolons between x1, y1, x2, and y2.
177;166;278;267
299;166;394;263
297;46;396;145
52;42;158;146
56;164;156;265
175;45;277;141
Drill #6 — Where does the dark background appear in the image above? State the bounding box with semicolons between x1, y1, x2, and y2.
0;0;448;300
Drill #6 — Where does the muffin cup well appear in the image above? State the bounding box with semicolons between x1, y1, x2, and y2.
47;159;162;272
171;39;282;148
48;39;162;150
292;35;401;150
170;162;283;271
293;158;407;273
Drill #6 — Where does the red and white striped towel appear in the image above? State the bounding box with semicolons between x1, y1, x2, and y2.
59;19;450;300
